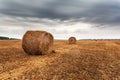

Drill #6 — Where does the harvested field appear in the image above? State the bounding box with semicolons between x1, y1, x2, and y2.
0;40;120;80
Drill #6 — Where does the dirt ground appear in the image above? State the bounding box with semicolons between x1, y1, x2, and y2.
0;40;120;80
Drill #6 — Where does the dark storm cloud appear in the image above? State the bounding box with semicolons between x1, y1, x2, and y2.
0;0;84;19
0;0;120;26
81;2;120;26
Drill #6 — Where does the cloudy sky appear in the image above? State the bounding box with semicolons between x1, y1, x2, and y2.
0;0;120;39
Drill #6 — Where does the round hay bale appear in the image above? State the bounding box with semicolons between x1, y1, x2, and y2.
68;37;76;44
22;30;54;55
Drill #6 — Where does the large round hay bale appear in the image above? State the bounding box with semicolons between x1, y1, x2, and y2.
22;30;54;55
68;37;76;44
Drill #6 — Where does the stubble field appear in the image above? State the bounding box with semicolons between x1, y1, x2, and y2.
0;40;120;80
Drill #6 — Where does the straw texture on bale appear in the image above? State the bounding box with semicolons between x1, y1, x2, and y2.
22;30;54;55
68;37;76;44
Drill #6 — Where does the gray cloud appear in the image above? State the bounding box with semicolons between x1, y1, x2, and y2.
1;0;120;26
0;0;120;39
81;1;120;26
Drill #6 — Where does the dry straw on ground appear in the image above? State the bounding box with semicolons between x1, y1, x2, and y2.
68;37;76;44
22;30;54;55
0;40;120;80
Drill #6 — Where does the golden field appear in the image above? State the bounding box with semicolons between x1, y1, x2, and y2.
0;40;120;80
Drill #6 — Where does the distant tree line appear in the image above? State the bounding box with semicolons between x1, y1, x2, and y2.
79;39;120;40
0;36;19;40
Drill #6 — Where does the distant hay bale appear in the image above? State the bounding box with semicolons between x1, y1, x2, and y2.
22;30;54;55
68;37;76;44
